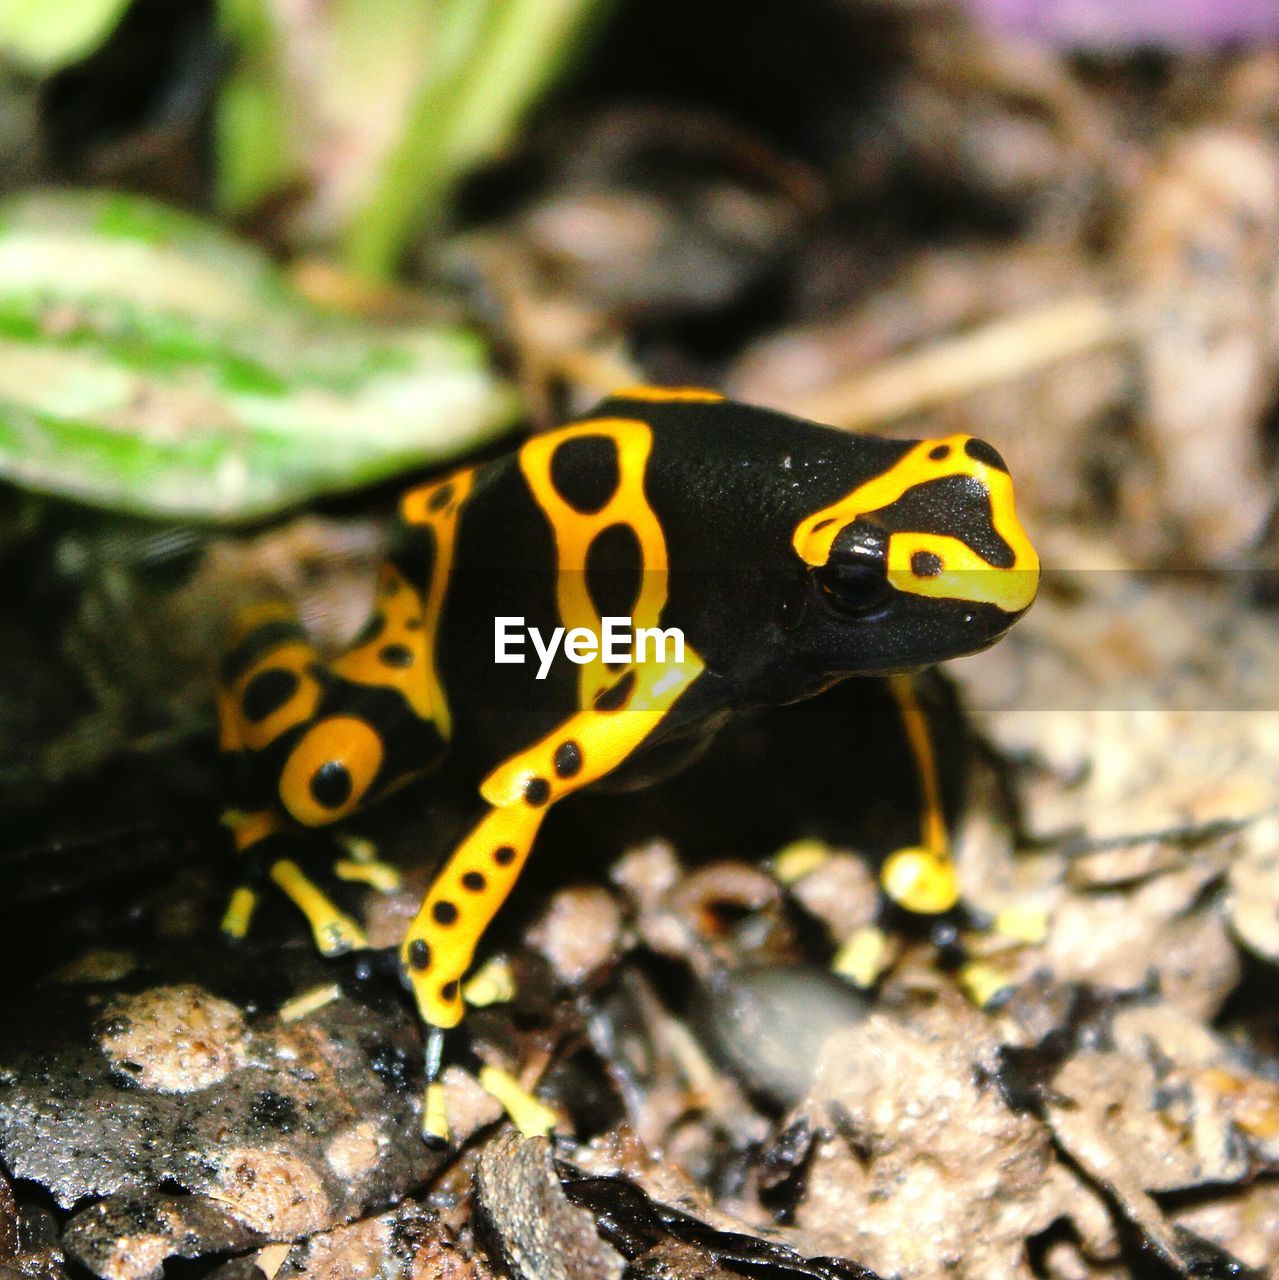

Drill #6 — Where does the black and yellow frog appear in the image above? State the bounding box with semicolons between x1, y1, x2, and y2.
216;386;1039;1143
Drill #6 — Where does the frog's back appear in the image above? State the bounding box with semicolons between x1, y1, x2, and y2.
420;391;885;763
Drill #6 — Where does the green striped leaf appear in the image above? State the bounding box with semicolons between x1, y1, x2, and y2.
0;191;517;520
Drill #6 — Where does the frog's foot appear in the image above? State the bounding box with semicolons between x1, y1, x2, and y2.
479;1065;560;1138
220;867;366;957
771;838;833;886
825;842;960;989
991;903;1050;946
412;944;552;1148
957;958;1016;1008
220;811;368;957
422;1026;452;1149
834;911;1024;1006
419;1024;562;1149
220;809;279;940
956;904;1050;1007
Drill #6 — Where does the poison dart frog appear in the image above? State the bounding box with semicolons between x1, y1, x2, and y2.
216;386;1039;1144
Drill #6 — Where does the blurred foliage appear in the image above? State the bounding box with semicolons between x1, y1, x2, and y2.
0;0;132;73
218;0;607;280
3;0;605;276
0;190;517;520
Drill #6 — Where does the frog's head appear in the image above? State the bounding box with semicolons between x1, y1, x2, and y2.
786;433;1038;677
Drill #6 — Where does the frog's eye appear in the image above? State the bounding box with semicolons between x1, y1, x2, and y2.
813;561;893;619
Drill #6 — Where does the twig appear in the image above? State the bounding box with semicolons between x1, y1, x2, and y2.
789;295;1135;432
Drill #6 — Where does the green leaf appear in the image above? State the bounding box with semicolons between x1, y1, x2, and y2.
0;190;518;521
345;0;607;280
0;0;134;73
216;0;295;215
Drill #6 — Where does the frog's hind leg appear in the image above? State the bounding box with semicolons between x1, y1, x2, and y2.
216;601;369;956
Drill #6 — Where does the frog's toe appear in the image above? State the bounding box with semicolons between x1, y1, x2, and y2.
270;858;369;955
220;885;259;941
831;923;894;988
333;855;402;894
315;915;369;956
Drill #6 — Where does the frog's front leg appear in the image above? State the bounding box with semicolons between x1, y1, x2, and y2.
832;673;1044;1002
401;651;705;1145
830;673;958;988
878;672;961;915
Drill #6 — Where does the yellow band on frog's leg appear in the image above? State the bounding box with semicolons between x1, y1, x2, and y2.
269;859;368;956
226;807;285;854
402;803;544;1029
879;674;960;916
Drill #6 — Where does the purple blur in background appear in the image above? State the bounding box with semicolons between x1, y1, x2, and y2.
967;0;1279;49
